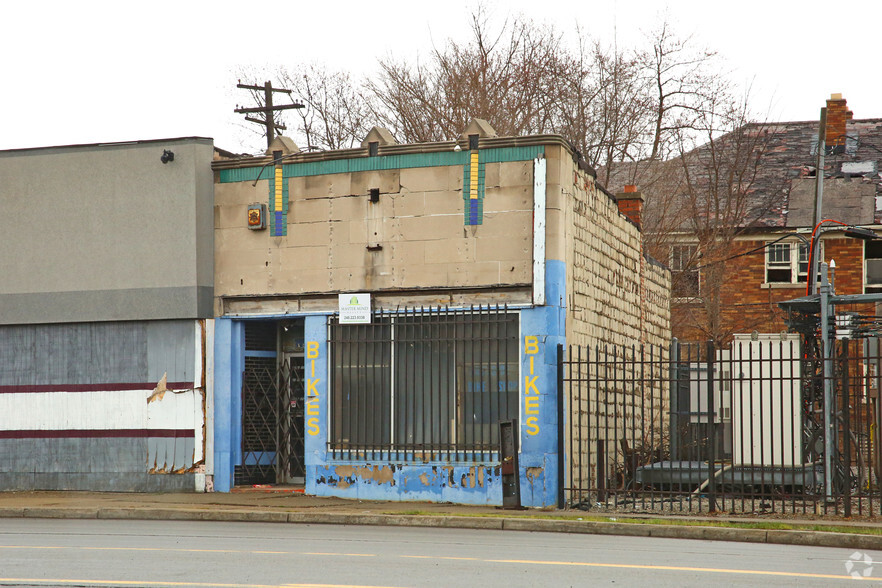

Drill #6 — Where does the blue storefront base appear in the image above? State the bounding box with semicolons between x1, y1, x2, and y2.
213;261;566;506
307;462;503;505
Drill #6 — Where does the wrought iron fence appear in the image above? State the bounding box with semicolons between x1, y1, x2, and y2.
562;337;882;516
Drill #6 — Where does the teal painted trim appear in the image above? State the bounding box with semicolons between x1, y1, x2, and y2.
480;145;544;163
219;167;263;183
219;146;545;183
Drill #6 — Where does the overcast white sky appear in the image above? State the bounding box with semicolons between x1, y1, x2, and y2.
4;0;880;155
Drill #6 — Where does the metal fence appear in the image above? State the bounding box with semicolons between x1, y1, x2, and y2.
562;337;882;516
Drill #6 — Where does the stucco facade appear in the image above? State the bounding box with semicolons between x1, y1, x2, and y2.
0;138;215;492
211;125;669;506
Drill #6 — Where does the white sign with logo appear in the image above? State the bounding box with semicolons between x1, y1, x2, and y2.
339;293;371;324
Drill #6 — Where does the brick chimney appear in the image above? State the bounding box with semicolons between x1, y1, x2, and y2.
616;184;644;229
825;93;853;154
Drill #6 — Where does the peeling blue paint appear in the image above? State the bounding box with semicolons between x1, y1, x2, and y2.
308;463;502;505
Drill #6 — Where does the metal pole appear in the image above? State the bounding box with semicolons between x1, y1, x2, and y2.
820;262;835;501
557;344;566;509
706;341;717;513
810;108;827;295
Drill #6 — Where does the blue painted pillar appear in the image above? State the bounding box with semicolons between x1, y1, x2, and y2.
212;318;244;492
303;315;329;495
518;259;566;507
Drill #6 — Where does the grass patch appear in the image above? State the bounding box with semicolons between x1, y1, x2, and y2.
379;510;882;535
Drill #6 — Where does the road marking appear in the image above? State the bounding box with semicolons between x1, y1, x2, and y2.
0;545;65;549
0;545;867;582
0;581;400;588
402;555;479;561
0;545;373;556
303;552;376;557
486;558;867;581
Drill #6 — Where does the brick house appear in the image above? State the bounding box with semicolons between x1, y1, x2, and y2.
610;95;882;344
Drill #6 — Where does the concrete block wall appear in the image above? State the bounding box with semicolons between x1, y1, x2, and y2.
213;136;671;506
547;146;671;494
214;155;536;301
546;146;670;350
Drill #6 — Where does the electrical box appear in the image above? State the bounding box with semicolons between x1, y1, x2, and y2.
731;334;802;467
247;203;266;230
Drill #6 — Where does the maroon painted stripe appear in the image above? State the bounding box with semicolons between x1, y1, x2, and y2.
0;429;195;439
0;382;195;394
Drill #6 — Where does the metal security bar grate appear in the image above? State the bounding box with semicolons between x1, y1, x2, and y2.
329;306;518;462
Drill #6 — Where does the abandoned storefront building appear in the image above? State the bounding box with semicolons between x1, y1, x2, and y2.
212;120;670;506
0;138;215;491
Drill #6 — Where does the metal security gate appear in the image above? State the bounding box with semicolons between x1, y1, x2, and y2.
237;321;305;485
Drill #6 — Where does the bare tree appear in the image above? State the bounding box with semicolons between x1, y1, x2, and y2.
368;10;574;143
642;17;719;160
563;39;654;183
277;65;372;151
652;90;786;346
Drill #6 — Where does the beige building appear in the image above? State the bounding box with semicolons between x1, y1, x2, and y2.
210;120;670;506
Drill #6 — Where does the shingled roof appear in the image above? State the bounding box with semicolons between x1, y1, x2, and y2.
603;99;882;231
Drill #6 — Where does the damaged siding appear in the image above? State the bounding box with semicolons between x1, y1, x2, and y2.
0;320;208;491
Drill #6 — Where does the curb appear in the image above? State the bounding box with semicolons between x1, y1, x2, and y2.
2;507;880;550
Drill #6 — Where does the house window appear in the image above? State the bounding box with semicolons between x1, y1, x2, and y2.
865;241;882;294
766;241;811;284
329;308;519;458
671;244;700;298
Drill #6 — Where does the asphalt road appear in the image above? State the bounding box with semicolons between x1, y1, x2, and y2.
0;519;878;587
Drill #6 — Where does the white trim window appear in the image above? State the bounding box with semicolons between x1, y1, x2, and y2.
765;241;811;284
671;244;700;298
865;240;882;293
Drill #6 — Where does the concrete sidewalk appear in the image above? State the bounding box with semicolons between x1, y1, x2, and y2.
1;489;881;551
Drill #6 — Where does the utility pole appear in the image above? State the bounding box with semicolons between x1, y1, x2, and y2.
818;261;835;501
809;107;827;295
235;81;304;149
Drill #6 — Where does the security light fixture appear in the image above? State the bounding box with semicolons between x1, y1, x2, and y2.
844;226;878;241
161;149;175;164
